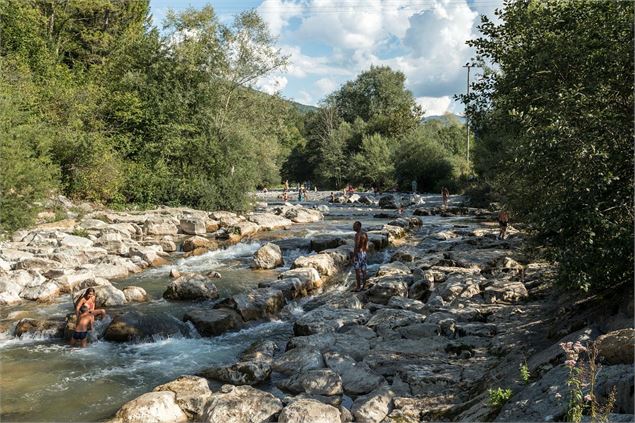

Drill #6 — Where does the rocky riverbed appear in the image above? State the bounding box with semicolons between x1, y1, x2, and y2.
1;192;633;422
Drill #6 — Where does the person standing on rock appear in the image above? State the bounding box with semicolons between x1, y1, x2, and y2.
498;210;510;240
352;221;369;292
442;187;449;208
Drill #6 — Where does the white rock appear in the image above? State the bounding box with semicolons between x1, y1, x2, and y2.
114;391;188;423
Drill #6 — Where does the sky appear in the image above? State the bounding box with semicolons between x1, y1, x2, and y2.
150;0;503;116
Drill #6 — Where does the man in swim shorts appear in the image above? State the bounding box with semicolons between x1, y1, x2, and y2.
352;221;368;292
70;305;93;348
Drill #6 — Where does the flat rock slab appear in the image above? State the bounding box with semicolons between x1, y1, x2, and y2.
324;351;385;395
294;307;371;336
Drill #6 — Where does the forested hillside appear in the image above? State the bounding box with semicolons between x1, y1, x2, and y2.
0;0;470;232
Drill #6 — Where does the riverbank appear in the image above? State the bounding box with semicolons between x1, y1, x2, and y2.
1;193;632;422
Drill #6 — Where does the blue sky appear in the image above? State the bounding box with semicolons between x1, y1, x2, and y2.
150;0;503;116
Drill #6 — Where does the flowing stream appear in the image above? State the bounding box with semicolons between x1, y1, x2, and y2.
0;196;461;422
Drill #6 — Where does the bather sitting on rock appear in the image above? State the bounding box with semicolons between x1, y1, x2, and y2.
75;287;106;320
70;305;93;348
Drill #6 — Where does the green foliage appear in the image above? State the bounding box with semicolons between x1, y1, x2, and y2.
71;228;90;238
350;134;395;189
488;387;512;408
519;362;531;384
464;0;634;291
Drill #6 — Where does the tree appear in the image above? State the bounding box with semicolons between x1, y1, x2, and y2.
464;0;634;291
327;65;423;139
350;134;394;189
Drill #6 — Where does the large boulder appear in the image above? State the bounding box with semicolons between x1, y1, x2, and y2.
75;284;127;307
273;347;325;375
230;221;260;237
288;333;372;362
143;218;178;236
14;318;65;338
258;278;313;300
163;274;219;301
293;254;337;277
279;268;322;289
219;288;285;321
179;218;206;235
277;369;343;396
19;281;61;302
252;243;284;269
122;286;148;303
182;236;215;253
351;385;395;423
433;274;482;303
247;213;293;230
153;375;212;419
183;308;244;337
278;398;341;423
200;340;277;385
595;329;635;365
104;311;188;342
284;208;323;223
202;385;283;423
113;391;188;423
367;278;409;305
379;195;400;209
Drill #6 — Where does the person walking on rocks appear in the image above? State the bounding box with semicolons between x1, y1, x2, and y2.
497;210;510;240
441;186;449;208
352;221;368;292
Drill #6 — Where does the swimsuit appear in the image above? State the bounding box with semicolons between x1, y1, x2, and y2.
353;251;367;271
72;331;88;340
498;220;508;228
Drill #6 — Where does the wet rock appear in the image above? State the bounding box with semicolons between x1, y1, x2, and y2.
182;236;215;253
114;391;187;423
310;235;347;253
293;254;337;277
278;368;343;395
367;232;390;250
320;245;353;268
279;267;322;289
202;385;282;423
122;286;148;303
230;221;260;237
379;195;400;209
595;328;635;365
258;277;312;300
367;277;409;305
483;280;528;303
351;385;395;423
272;238;312;252
324;351;385;395
153;375;212;419
163;274;219;301
273;347;325;375
247;212;293;230
14;318;65;338
278;398;341;423
183;308;243;337
169;268;181;278
201;360;272;386
219;287;285;321
294;307;371;336
105;311;187;342
252;243;284;269
179;218;206;235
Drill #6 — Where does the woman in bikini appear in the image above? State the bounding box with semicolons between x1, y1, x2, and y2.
74;288;106;321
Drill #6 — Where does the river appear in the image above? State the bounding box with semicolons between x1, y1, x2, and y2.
0;194;456;422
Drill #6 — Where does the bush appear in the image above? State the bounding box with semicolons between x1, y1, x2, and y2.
488;387;512;408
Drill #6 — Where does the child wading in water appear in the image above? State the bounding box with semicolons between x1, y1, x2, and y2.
71;305;93;348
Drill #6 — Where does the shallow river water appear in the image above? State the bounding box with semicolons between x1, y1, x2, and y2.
0;195;462;422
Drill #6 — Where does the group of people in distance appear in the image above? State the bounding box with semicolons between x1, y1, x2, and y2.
70;287;107;347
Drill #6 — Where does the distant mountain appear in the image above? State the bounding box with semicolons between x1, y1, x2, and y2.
422;113;466;125
289;100;318;114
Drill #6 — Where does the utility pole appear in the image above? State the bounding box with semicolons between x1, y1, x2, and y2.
463;63;473;165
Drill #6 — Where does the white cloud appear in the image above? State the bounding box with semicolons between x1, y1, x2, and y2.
254;0;502;105
416;96;453;117
257;75;288;94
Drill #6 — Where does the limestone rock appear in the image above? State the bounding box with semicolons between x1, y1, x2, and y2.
182;236;214;253
163;274;219;301
183;308;243;337
219;287;285;321
202;385;282;423
122;286;148;303
277;369;343;396
247;212;293;230
595;329;635;365
483;280;528;303
14;318;65;338
273;347;325;375
367;278;409;305
351;385;395;423
252;243;284;269
114;391;187;423
180;218;206;235
293;254;337;277
153;375;212;419
258;277;313;299
278;398;341;423
294;307;371;336
324;351;385;395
